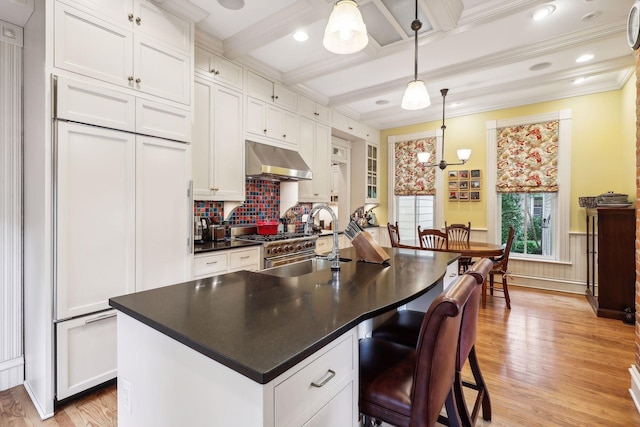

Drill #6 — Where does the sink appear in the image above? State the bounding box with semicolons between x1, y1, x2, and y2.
261;257;352;277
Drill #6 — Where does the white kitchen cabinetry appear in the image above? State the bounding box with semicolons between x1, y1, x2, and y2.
299;95;330;125
193;247;261;279
246;96;299;148
136;136;192;292
247;70;297;111
54;0;191;104
315;235;332;255
351;141;379;206
55;122;136;320
332;111;366;140
56;310;117;400
193;77;244;200
299;117;331;202
195;46;243;89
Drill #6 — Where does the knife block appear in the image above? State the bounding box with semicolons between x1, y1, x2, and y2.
351;231;390;264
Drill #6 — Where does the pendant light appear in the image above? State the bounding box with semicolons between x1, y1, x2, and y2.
401;0;430;110
323;0;369;54
419;88;472;170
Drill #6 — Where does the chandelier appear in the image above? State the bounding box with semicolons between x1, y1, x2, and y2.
418;88;471;170
401;0;430;110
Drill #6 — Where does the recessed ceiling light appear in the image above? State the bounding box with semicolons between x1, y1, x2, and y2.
530;62;551;71
450;102;461;108
573;77;589;84
576;54;594;63
531;4;556;21
217;0;245;10
375;100;389;105
293;31;309;42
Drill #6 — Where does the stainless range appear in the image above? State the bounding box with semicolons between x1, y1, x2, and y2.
233;227;318;269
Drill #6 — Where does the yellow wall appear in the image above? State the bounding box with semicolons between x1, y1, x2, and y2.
377;84;637;233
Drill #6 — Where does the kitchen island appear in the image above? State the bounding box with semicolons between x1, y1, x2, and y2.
109;246;458;427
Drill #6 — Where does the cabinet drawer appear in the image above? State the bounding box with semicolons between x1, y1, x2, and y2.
316;236;332;254
228;248;260;271
274;333;354;427
56;310;117;400
135;98;191;142
194;253;228;277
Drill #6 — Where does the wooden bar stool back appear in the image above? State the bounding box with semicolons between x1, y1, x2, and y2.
488;226;515;309
359;275;478;427
418;226;448;251
387;222;400;247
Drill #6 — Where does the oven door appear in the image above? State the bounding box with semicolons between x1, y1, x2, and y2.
264;251;316;269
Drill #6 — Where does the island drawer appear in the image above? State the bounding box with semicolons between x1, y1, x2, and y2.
274;332;354;427
194;253;228;277
228;247;260;271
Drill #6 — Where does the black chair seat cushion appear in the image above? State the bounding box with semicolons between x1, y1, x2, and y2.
371;310;424;348
359;338;415;426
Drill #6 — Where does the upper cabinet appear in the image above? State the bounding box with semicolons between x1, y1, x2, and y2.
298;118;331;202
351;141;379;207
54;0;192;105
246;96;299;148
247;71;297;112
194;46;243;89
332;110;365;140
299;95;330;125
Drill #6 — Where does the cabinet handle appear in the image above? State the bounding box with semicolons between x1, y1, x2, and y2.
206;261;218;265
210;187;219;191
210;69;220;75
282;134;286;138
135;78;141;84
311;369;335;388
135;17;141;25
128;76;134;82
85;312;117;324
240;255;250;259
263;129;267;133
128;13;134;22
314;112;319;116
348;126;353;130
274;95;279;100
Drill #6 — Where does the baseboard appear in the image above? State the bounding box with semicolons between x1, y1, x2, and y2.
630;365;640;414
23;379;54;420
0;356;24;391
508;273;586;294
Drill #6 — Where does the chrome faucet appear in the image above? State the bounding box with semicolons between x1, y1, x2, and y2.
305;204;341;270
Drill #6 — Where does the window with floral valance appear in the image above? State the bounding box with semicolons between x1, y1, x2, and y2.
393;137;437;195
496;120;559;193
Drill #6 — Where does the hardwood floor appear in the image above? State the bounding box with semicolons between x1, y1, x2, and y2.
1;286;639;426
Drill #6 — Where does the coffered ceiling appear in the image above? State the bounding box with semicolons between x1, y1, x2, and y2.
173;0;635;129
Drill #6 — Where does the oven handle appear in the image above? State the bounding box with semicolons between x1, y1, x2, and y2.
265;251;317;268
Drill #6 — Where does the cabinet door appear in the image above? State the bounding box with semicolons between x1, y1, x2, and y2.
247;71;273;103
265;104;283;140
274;82;297;111
313;124;331;200
56;122;135;320
192;78;215;197
302;383;354;427
65;0;132;25
136;136;191;291
55;2;134;88
134;34;191;104
246;96;267;137
212;84;245;200
135;0;191;52
298;118;315;200
282;110;299;146
56;310;118;400
135;97;191;142
212;54;243;89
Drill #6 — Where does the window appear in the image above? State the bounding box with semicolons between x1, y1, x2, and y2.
395;195;434;242
501;193;554;257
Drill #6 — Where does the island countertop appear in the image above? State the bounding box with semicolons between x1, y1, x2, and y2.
109;246;458;384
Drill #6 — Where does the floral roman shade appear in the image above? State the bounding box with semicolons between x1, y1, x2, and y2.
496;120;559;193
394;137;436;195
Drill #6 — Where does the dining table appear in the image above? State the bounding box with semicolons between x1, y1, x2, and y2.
398;239;505;308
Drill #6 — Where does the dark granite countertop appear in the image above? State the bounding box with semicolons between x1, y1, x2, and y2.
109;246;458;384
194;239;262;253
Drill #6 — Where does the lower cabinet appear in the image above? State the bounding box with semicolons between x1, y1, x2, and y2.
56;310;117;400
193;246;261;279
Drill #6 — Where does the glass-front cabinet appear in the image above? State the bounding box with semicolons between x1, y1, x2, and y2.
366;143;378;202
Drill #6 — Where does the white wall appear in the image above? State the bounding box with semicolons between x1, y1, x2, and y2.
0;19;23;391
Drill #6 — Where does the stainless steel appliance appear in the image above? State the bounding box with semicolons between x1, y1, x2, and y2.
233;226;318;268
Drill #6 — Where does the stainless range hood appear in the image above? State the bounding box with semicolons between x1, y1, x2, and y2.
246;140;312;181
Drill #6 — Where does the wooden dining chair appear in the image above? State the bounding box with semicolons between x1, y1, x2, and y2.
445;221;472;273
488;226;515;309
359;274;478;427
418;226;448;250
387;222;401;247
371;259;494;427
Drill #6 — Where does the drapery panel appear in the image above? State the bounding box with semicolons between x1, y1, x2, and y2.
394;137;436;195
496;120;558;192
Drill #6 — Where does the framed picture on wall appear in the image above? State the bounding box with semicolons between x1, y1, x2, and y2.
471;169;481;178
459;180;469;190
459;191;469;201
470;180;481;189
459;170;469;179
449;191;458;200
448;181;458;190
470;191;480;201
448;170;458;180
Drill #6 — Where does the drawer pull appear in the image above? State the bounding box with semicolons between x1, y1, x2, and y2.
240;255;250;259
206;261;218;265
310;369;335;388
85;312;116;324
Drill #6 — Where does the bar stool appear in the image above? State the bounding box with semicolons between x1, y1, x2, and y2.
359;274;478;427
370;259;493;426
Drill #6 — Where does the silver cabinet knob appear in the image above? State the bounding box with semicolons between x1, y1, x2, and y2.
128;13;134;22
135;78;141;84
135;17;141;25
128;76;134;82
